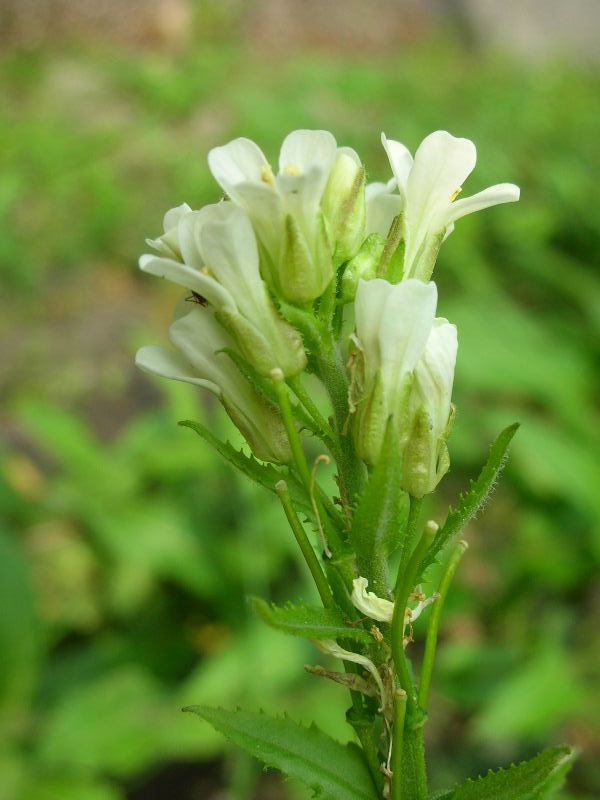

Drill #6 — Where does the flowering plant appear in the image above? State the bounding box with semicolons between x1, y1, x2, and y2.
137;129;574;799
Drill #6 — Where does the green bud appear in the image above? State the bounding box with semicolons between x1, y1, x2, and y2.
322;152;366;265
279;213;334;305
341;234;385;303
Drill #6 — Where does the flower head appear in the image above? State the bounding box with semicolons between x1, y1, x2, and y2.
208;130;363;303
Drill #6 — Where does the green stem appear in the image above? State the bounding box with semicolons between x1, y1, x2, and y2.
390;689;407;800
418;540;468;712
314;334;365;510
275;481;334;608
395;496;423;595
288;374;336;445
273;372;343;555
390;523;436;800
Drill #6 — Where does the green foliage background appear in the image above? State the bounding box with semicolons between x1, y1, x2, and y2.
0;9;598;799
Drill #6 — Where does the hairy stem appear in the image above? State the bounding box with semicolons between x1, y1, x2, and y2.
390;689;407;800
314;333;365;512
273;372;343;556
275;481;334;608
390;523;436;800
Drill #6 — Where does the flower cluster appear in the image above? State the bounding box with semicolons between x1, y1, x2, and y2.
137;129;519;494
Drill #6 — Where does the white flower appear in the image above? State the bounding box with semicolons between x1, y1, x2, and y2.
351;577;394;623
208;129;344;303
145;202;192;260
140;201;306;378
350;278;438;465
402;318;458;497
378;130;520;280
365;178;401;239
135;307;291;464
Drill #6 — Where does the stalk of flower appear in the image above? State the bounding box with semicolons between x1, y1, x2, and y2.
140;201;306;378
208;129;365;304
135;307;291;464
368;130;520;282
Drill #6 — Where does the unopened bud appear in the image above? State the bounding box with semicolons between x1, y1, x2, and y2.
341;234;385;303
322;152;366;265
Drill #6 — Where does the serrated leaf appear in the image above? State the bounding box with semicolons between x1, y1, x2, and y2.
249;597;373;645
420;423;519;575
178;419;309;511
443;745;576;800
184;706;378;800
350;420;409;595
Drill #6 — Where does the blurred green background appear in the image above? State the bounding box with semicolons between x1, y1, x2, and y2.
1;1;599;798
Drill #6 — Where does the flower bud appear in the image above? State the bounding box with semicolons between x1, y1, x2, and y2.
322;150;366;265
341;233;385;303
279;212;333;305
401;319;457;497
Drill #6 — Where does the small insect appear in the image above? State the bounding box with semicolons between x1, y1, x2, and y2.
185;291;208;306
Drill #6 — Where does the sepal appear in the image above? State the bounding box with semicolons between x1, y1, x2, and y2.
341;234;385;303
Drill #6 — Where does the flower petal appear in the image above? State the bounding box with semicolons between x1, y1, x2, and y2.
198;205;268;321
163;202;192;232
351;577;395;623
378;279;438;371
278;129;337;177
208;137;269;200
365;186;402;237
135;344;220;395
381;133;413;198
138;253;236;312
415;317;458;436
445;183;520;225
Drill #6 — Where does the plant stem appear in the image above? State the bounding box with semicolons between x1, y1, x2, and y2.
395;496;423;594
273;372;343;555
390;523;436;800
288;374;336;446
275;481;334;608
390;689;407;800
314;334;365;510
418;540;468;711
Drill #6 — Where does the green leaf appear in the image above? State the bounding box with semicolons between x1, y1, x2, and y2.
249;597;373;645
421;423;519;575
178;419;309;512
350;419;409;596
0;528;40;718
442;745;576;800
184;706;378;800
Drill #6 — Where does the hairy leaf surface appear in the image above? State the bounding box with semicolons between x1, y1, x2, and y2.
185;706;378;800
250;597;373;645
421;423;519;575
